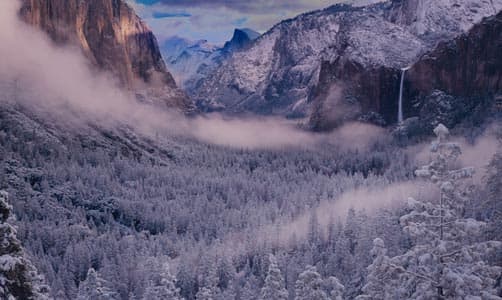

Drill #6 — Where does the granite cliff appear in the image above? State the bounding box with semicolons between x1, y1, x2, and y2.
20;0;192;110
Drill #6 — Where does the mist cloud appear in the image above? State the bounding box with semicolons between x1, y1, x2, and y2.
3;0;498;266
0;0;386;151
272;181;431;246
410;130;500;181
1;0;495;155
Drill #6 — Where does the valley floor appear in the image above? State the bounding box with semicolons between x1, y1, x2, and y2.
0;102;500;299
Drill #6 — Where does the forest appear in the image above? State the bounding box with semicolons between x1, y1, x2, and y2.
0;100;500;299
0;0;500;298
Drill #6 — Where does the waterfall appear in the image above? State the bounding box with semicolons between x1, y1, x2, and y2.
398;67;410;124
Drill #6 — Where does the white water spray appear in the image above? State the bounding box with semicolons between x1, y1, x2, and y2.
398;66;410;124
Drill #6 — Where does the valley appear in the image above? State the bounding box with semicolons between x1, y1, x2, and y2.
0;0;500;299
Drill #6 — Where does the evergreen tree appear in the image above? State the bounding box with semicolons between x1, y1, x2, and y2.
307;211;322;260
196;258;219;300
389;124;502;299
54;290;67;300
142;262;182;300
355;238;392;300
240;277;258;300
484;148;502;276
326;276;344;300
77;268;118;300
176;262;197;300
216;257;233;290
260;254;288;300
0;190;50;300
485;150;502;242
294;265;328;300
325;221;342;278
195;286;213;300
349;210;371;298
343;208;360;255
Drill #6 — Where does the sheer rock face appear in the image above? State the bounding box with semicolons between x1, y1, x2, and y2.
407;11;502;98
19;0;192;111
310;3;502;130
222;28;261;53
190;0;500;128
314;10;502;130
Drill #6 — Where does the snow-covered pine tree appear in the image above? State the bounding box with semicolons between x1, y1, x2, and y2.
55;290;67;300
176;262;197;300
77;268;118;300
142;262;182;300
307;211;323;265
485;149;502;241
294;265;328;300
260;254;288;300
355;238;392;300
195;286;213;300
390;124;502;299
484;148;502;279
195;258;219;300
0;190;50;300
326;276;344;300
240;277;258;300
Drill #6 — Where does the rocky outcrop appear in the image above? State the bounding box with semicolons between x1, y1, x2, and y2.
309;0;502;130
407;12;502;97
222;28;260;53
191;0;500;125
404;11;502;131
309;61;400;130
191;5;352;115
163;28;260;97
19;0;192;111
162;37;218;88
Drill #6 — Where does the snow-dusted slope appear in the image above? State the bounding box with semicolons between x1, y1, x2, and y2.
162;37;219;88
192;0;502;117
162;29;260;92
387;0;501;38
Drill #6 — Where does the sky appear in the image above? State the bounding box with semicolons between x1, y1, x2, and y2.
128;0;339;45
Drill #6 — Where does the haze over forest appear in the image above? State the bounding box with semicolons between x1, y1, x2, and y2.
0;0;500;299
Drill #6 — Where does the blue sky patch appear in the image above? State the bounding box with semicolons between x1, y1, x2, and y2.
153;11;192;18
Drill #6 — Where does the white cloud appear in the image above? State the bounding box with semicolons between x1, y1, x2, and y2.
130;0;340;44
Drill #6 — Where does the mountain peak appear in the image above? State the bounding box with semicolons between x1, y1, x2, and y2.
223;28;260;52
235;28;261;40
192;0;502;120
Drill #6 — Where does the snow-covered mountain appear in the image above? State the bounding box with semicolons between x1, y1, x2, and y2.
310;2;502;130
162;28;260;93
161;37;218;87
191;0;502;120
222;28;261;52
